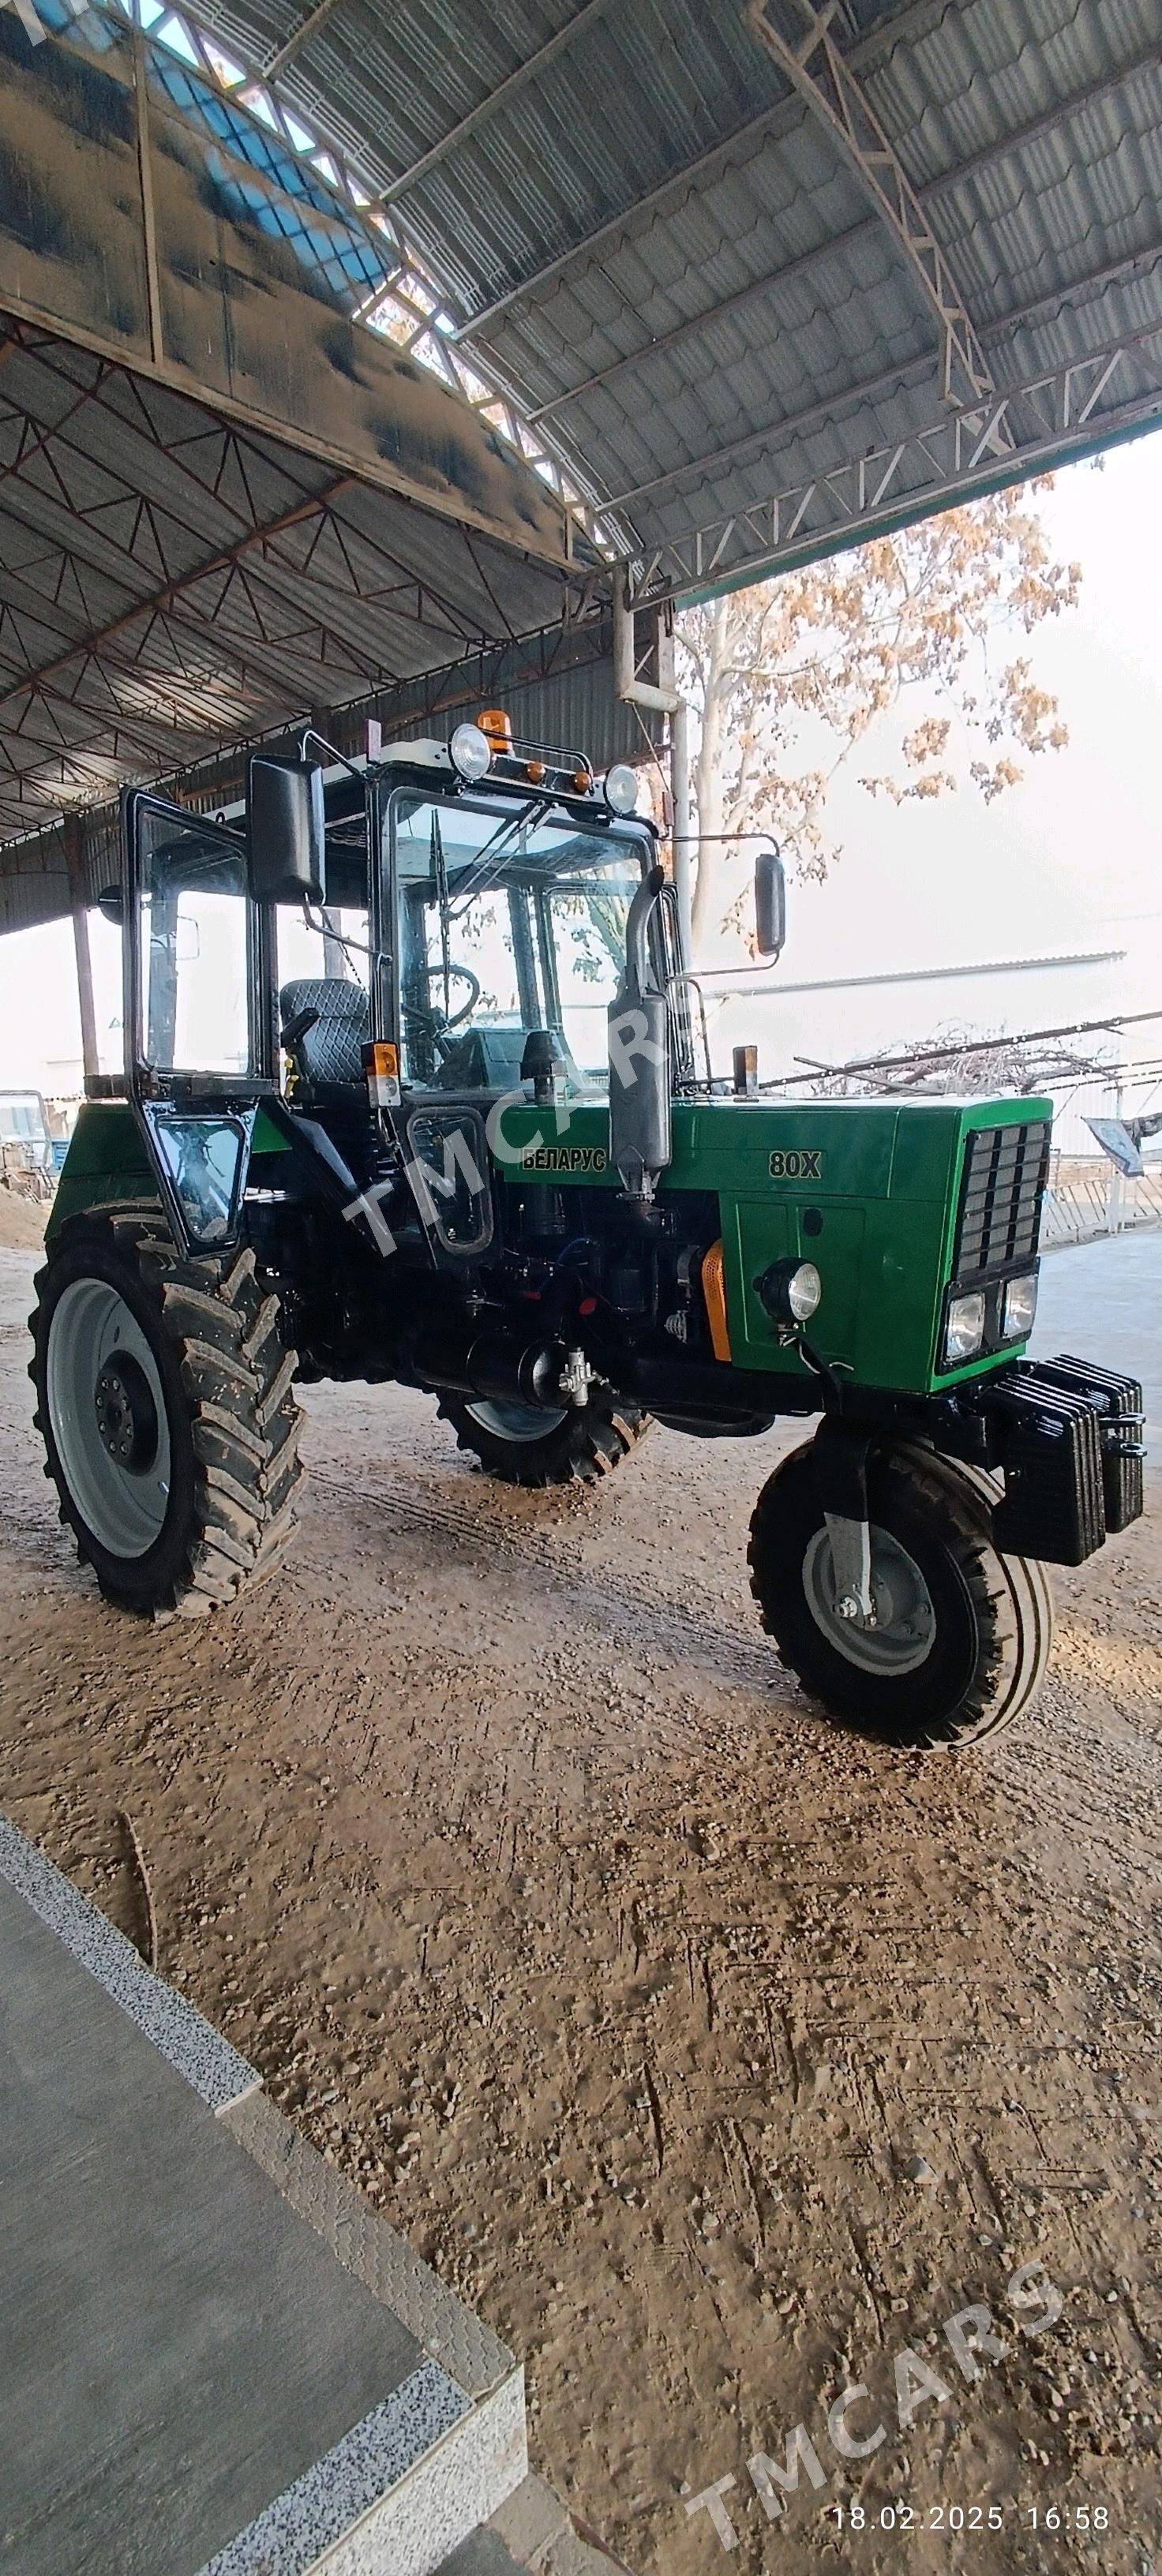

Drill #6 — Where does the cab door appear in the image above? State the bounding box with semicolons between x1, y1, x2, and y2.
124;790;274;1256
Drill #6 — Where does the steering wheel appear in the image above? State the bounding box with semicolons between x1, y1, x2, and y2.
403;961;481;1035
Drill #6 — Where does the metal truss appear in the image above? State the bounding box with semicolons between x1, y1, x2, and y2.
0;608;625;927
455;0;958;339
0;324;538;838
747;0;993;404
629;329;1162;603
96;0;612;553
528;40;1162;434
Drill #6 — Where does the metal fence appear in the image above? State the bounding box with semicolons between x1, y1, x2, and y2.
1042;1157;1162;1251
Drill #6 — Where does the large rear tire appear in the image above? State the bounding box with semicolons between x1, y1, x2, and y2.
30;1207;303;1616
748;1437;1054;1748
438;1387;650;1488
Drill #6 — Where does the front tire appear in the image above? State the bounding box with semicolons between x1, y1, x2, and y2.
438;1387;650;1488
748;1438;1054;1747
31;1207;303;1616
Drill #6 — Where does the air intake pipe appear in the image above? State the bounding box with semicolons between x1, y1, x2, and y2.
608;863;672;1209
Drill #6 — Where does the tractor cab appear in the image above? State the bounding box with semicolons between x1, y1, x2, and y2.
104;718;685;1252
272;722;669;1114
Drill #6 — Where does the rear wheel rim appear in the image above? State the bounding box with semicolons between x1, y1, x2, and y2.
463;1396;568;1443
802;1522;936;1675
46;1279;172;1559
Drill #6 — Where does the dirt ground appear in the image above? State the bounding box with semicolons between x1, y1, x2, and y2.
2;1235;1161;2576
0;1188;49;1252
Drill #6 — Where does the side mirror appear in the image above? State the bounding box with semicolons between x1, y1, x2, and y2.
247;754;326;905
755;844;785;959
97;884;124;927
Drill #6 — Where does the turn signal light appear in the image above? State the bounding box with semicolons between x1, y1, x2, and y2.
701;1239;731;1362
364;1040;400;1109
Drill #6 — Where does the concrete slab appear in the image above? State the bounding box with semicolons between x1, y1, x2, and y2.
0;1809;257;2111
485;2473;571;2567
437;2475;633;2576
0;1822;526;2576
221;2089;513;2406
437;2536;530;2576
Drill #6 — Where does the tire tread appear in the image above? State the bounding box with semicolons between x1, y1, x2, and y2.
438;1389;650;1488
748;1436;1053;1748
31;1202;304;1616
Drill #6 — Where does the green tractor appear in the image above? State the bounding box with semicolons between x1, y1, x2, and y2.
32;717;1143;1747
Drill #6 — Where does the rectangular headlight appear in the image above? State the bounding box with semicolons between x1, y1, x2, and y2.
1003;1271;1038;1342
944;1290;986;1366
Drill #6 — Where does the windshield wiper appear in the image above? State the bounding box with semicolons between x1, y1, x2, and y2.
447;795;554;919
431;809;452;1016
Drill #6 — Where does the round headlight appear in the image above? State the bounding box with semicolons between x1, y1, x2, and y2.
786;1260;822;1322
603;762;639;816
450;723;492;782
757;1257;822;1327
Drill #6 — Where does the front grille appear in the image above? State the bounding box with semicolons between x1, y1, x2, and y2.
953;1121;1051;1282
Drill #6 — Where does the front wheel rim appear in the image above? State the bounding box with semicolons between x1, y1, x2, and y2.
802;1522;936;1675
463;1396;569;1443
46;1279;172;1559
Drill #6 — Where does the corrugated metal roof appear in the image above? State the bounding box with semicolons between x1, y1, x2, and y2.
171;0;1162;593
2;0;1161;874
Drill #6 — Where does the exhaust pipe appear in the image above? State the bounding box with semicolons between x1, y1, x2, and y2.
412;1326;564;1410
608;863;672;1208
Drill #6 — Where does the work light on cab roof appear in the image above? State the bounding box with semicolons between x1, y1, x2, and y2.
449;721;492;782
602;763;639;816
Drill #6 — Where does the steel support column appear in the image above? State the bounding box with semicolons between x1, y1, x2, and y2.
62;814;98;1082
613;579;692;953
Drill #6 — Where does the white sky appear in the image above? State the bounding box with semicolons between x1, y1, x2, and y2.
3;431;1161;1122
710;432;1162;1103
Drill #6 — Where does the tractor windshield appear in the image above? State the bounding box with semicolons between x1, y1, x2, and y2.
389;791;652;1090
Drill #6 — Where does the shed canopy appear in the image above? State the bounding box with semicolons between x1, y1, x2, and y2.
0;323;604;854
1;0;1160;906
182;0;1162;593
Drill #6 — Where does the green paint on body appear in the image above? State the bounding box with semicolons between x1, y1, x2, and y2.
53;1091;1049;1402
494;1093;1050;1395
47;1102;158;1243
48;1099;291;1248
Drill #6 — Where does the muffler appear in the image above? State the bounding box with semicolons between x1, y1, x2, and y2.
412;1326;564;1410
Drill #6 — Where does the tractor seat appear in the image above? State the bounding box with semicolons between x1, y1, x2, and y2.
279;978;369;1088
